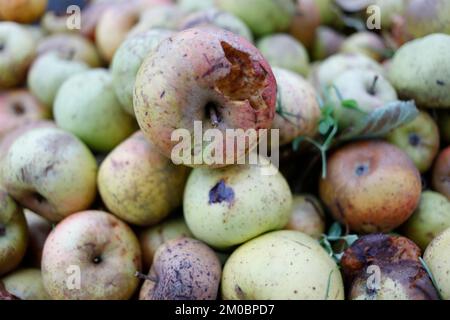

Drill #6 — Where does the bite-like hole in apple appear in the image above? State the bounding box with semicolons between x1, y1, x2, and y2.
216;41;269;111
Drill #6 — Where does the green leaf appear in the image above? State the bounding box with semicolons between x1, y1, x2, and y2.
343;235;358;246
328;222;342;238
319;236;334;257
338;100;419;141
341;99;359;110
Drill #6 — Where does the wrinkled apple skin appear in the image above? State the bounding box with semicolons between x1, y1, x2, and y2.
42;210;142;300
139;237;221;300
134;27;276;166
222;230;344;300
2;127;98;222
402;191;450;250
257;34;309;76
389;33;450;108
340;32;387;62
217;0;295;37
319;141;421;233
387;111;440;173
54;69;137;152
432;147;450;200
111;29;174;115
0;22;36;89
0;0;47;23
24;209;51;267
0;90;50;140
28;52;89;108
284;194;325;239
271;67;320;145
139;217;193;270
98;131;189;226
179;8;253;42
183;162;292;250
2;268;50;300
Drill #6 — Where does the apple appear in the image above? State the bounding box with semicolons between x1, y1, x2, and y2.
28;52;89;108
111;29;174;115
184;161;292;250
41;11;76;35
387;111;440;173
330;69;398;129
0;0;47;23
1;127;98;222
54;69;137;152
139;217;193;270
0;188;28;276
312;26;345;61
0;22;36;89
316;0;339;25
37;34;102;68
319;140;422;233
432;147;450;200
389;33;450;108
371;0;405;29
24;209;52;267
98;131;189;226
222;230;344;300
271;67;320;145
1;268;50;300
340;32;387;62
289;0;321;50
24;25;46;43
0;281;19;300
437;111;450;143
0;90;50;140
134;27;277;166
139;237;221;300
216;0;296;37
257;34;309;76
402;191;450;250
79;0;118;41
284;194;325;239
179;8;253;42
42;210;142;300
178;0;214;12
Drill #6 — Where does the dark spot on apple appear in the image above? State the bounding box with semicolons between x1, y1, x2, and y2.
0;224;6;237
32;192;47;204
92;256;102;264
235;285;246;299
209;180;235;205
436;80;445;86
408;132;421;147
205;101;222;127
355;163;369;176
11;102;25;115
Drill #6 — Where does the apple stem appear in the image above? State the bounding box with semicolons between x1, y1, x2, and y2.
368;75;379;95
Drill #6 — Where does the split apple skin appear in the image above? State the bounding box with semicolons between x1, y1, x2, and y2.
1;127;98;222
319;140;422;233
134;27;277;166
42;210;142;300
139;237;221;300
432;147;450;200
1;268;50;300
98;131;189;226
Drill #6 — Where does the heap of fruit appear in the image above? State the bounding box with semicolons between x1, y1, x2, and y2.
0;0;450;300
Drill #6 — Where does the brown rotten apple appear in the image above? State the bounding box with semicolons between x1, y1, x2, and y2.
432;147;450;200
319;141;421;233
134;27;277;167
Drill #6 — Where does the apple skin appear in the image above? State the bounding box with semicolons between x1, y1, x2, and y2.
402;191;450;251
183;162;292;250
0;281;19;299
111;29;174;116
28;52;89;108
340;32;387;62
0;188;28;276
134;27;276;166
0;90;50;140
1;127;98;222
179;8;253;42
42;210;142;300
221;230;344;300
437;111;450;143
54;69;137;152
98;131;189;226
284;194;325;239
312;26;345;61
319;140;422;233
178;0;214;12
217;0;296;37
271;67;320;145
389;33;450;109
432;147;450;200
289;0;321;50
139;217;193;270
1;268;50;300
24;209;52;267
0;0;47;23
257;34;309;76
387;111;440;173
0;22;36;89
139;237;221;300
330;69;398;129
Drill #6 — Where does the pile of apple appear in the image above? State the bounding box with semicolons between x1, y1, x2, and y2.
0;0;450;301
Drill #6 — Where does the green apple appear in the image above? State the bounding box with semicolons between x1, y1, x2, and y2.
111;29;174;115
387;111;440;173
340;31;387;62
285;194;325;239
389;33;450;108
54;69;137;152
0;22;36;89
1;127;98;222
222;230;344;300
1;268;50;300
28;52;89;108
